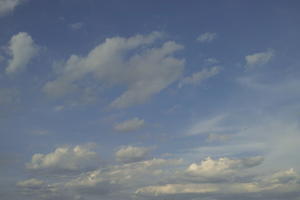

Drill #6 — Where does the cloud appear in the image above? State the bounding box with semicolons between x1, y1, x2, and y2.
43;32;185;108
265;168;299;184
115;145;151;163
54;105;65;112
186;114;233;136
179;66;220;88
136;183;218;196
16;144;299;200
206;133;230;142
17;178;45;188
184;156;263;181
26;144;99;172
0;0;24;17
70;22;83;30
135;166;300;200
114;117;144;132
135;181;300;198
245;49;274;69
65;158;183;196
205;57;219;65
16;178;76;200
5;32;39;74
196;32;217;43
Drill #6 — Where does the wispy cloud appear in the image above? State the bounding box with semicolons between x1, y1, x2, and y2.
196;32;217;43
179;66;220;88
114;117;145;132
244;49;274;69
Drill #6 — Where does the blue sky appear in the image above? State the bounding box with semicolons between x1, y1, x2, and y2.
1;1;300;200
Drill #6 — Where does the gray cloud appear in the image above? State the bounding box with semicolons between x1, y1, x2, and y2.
115;145;151;163
0;0;24;17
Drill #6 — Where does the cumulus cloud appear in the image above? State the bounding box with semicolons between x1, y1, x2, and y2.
196;32;217;43
115;145;151;163
43;32;185;108
179;66;220;88
26;145;99;172
5;32;39;74
0;0;24;17
184;156;263;181
114;117;144;132
245;49;274;69
17;146;299;200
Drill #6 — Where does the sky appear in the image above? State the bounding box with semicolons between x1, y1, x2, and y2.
0;0;300;200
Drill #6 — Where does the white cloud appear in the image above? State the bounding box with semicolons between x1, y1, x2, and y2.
179;66;220;88
5;32;39;74
26;144;99;172
65;158;183;195
186;114;232;136
70;22;83;30
135;181;299;197
185;156;263;180
136;167;300;199
205;57;219;65
0;0;23;17
115;146;151;163
114;117;144;132
245;49;274;69
44;32;185;108
136;183;218;196
196;32;217;43
17;144;299;200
